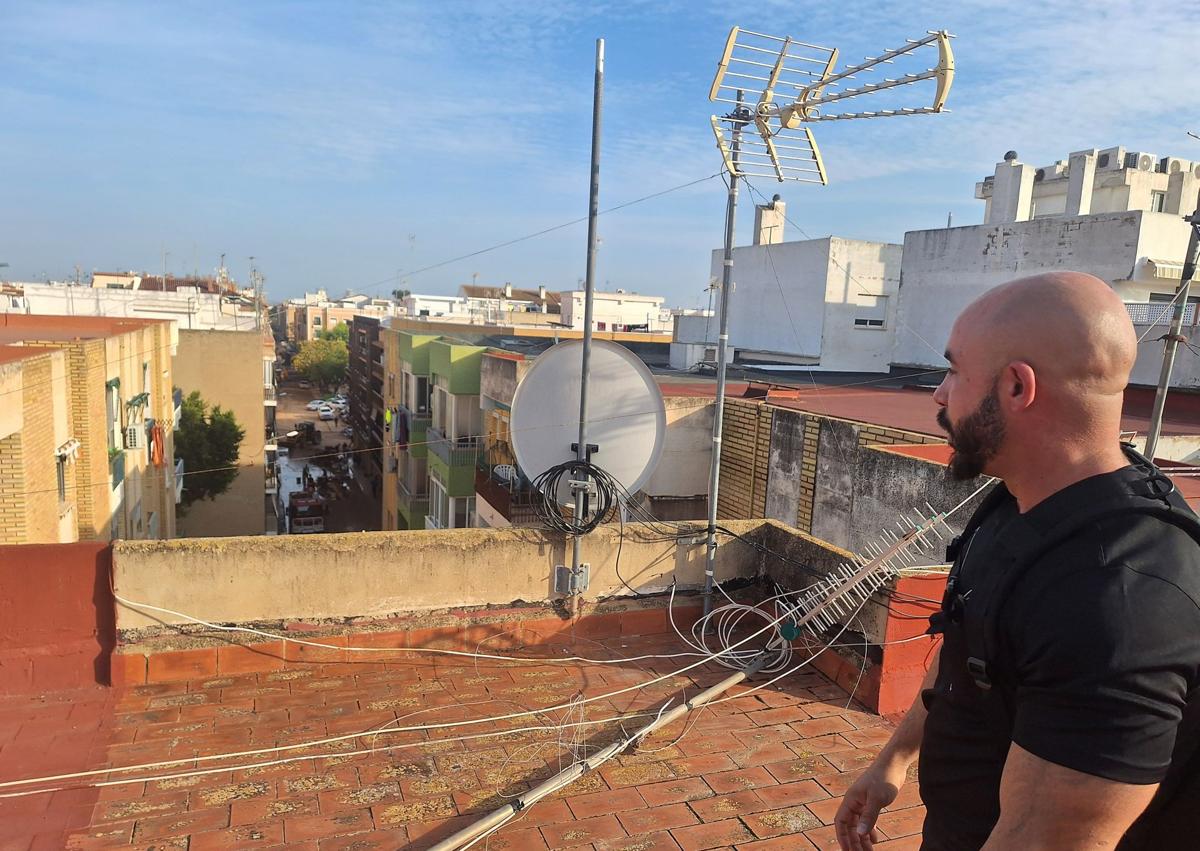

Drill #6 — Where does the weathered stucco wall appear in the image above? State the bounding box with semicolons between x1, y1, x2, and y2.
644;397;713;499
113;519;833;631
764;408;805;524
811;418;988;555
711;239;829;359
894;212;1151;368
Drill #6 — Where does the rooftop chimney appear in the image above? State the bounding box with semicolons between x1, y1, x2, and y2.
753;194;786;245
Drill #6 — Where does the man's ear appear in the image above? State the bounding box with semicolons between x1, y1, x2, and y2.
1004;361;1036;411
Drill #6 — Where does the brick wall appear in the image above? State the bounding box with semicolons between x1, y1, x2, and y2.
0;432;27;543
718;398;946;527
856;424;943;448
19;354;61;541
716;398;772;520
796;416;822;532
0;352;69;544
73;341;113;539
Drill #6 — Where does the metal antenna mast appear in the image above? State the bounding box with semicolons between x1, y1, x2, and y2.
701;26;956;615
567;38;605;615
1144;208;1200;461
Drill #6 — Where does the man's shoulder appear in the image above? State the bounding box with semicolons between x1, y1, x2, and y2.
1021;512;1200;614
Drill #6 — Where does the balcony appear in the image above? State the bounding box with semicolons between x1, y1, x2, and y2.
427;426;480;467
174;458;184;504
264;385;277;406
424;514;443;530
265;463;279;496
398;402;432;427
475;465;541;525
172;388;183;427
398;489;429;520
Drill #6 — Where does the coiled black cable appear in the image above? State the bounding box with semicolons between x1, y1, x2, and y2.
531;460;619;535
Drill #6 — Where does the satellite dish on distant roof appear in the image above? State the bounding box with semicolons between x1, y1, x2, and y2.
510;340;665;505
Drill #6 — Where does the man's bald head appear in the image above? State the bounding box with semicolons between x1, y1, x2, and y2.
954;271;1137;399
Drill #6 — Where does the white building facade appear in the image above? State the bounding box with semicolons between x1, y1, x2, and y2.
708;237;903;373
559;290;670;332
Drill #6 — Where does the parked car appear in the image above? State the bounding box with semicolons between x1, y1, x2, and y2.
341;426;354;438
297;380;311;389
318;406;336;421
306;400;323;411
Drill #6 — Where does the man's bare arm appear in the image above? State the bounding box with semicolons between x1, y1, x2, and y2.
981;743;1156;851
834;651;938;851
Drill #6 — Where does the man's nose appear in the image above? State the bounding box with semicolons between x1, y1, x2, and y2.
932;376;949;407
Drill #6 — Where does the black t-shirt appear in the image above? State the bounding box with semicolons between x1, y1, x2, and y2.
918;466;1200;851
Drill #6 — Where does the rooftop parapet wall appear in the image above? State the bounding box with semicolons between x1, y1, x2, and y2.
112;520;845;632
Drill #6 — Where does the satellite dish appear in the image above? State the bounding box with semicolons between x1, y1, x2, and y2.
510;339;665;505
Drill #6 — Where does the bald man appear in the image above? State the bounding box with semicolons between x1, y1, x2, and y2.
835;272;1200;851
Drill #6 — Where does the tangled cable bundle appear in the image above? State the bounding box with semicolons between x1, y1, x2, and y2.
531;460;621;535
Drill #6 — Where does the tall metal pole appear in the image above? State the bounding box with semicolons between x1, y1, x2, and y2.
570;38;604;611
1145;208;1200;461
703;92;747;616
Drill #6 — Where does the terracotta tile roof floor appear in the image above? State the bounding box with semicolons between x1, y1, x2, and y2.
0;631;925;850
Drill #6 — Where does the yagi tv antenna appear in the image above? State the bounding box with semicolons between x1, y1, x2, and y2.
700;24;956;616
709;27;955;183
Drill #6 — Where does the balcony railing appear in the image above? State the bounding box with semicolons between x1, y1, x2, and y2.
399;490;430;519
265;463;279;495
264;385;277;404
398;402;432;426
425;514;443;530
475;466;541;525
427;426;481;467
172;388;183;427
174;458;184;504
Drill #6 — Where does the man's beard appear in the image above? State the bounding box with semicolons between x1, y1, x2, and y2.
937;386;1005;481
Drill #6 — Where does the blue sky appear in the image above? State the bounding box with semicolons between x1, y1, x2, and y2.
3;1;1198;310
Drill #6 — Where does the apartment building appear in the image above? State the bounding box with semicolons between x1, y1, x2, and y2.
2;281;278;536
349;315;386;515
173;329;276;537
379;331;485;530
0;315;177;543
381;331;435;531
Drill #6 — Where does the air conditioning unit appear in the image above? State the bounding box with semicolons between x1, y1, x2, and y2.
1124;152;1156;172
1097;146;1126;170
1159;157;1192;176
124;425;144;450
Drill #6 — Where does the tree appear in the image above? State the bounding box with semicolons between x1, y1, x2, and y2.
174;390;245;514
392;288;410;302
317;323;350;342
294;337;349;390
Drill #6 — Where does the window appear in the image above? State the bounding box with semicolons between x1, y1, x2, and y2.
430;476;448;528
853;294;888;329
453;496;475;529
56;455;68;506
417;377;431;413
1151;191;1167;213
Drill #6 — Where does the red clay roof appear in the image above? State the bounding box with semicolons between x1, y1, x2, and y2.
0;623;917;849
662;378;1200;440
0;313;168;344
